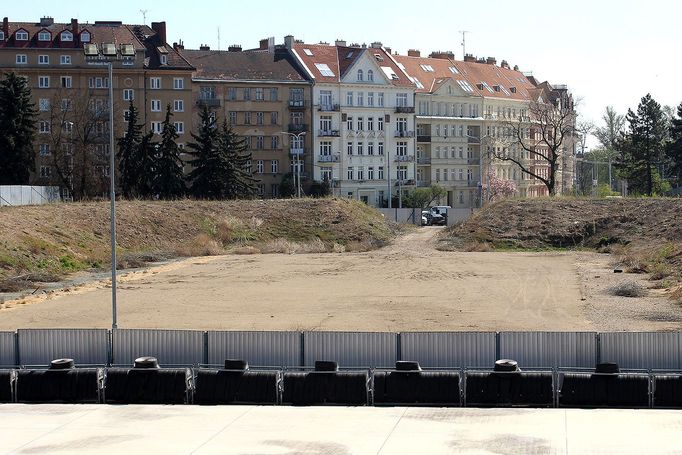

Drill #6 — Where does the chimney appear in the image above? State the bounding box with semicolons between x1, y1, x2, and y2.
486;56;496;65
173;40;184;51
464;53;475;62
429;51;454;60
151;21;167;44
500;60;510;69
371;41;382;49
513;65;519;71
40;17;54;27
259;38;269;50
284;35;294;50
407;49;420;57
335;39;346;47
199;44;210;51
3;17;8;38
228;44;242;52
385;47;391;55
71;18;79;36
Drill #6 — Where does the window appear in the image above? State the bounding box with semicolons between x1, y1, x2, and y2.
39;121;50;133
39;144;50;156
314;63;335;77
357;92;363;106
229;111;237;125
357;167;364;180
378;142;384;156
378;166;384;179
368;70;374;82
256;136;264;149
290;88;304;102
243;88;251;100
367;92;374;107
39;55;49;65
61;76;72;88
151;122;162;134
256;160;264;174
357;142;364;156
150;77;161;89
346;91;353;106
321;167;332;181
160;55;168;65
270;88;278;101
123;89;134;101
16;30;29;41
347;167;354;180
271;184;280;198
173;78;184;90
420;64;434;72
60;55;71;65
227;87;237;100
39;76;50;88
347;142;353;155
88;77;110;89
173;100;184;112
396;93;408;107
271;160;279;174
378;116;384;131
368;167;374;180
346;116;353;131
256;112;264;125
80;31;91;42
244;112;251;124
378;92;384;107
319;90;332;108
320;115;332;132
0;31;4;41
16;54;27;64
357;117;363;131
367;117;374;131
174;122;184;134
397;117;407;133
151;100;161;112
397;166;408;181
40;166;52;178
255;88;264;101
457;80;473;92
368;142;374;155
271;136;279;149
270;112;278;125
396;141;407;156
39;98;50;111
320;141;332;156
60;31;73;42
303;48;313;56
357;69;363;81
124;110;131;122
257;184;264;196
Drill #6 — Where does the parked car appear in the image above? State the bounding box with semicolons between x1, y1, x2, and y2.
429;206;450;226
421;211;432;226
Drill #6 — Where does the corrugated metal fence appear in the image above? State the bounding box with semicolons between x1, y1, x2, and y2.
1;329;681;370
0;185;60;206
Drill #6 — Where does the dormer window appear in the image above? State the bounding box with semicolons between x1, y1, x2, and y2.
0;31;5;41
61;31;73;42
357;69;363;81
367;70;374;82
80;31;91;43
160;54;168;65
374;53;384;62
15;30;29;41
38;31;51;41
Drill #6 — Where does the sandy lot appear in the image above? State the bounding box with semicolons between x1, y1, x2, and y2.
1;228;680;332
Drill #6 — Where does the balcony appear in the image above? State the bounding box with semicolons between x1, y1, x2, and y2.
394;155;415;163
395;179;416;186
417;157;431;165
467;158;480;165
417;135;431;143
417;181;431;187
467;136;481;144
318;130;340;137
290;148;305;156
196;98;221;108
288;124;308;133
289;99;306;109
394;130;415;138
319;104;340;112
318;154;340;163
395;106;415;113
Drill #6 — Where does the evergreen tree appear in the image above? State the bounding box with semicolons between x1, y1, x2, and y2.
617;94;667;196
137;130;157;198
117;101;144;198
153;105;185;199
667;102;682;187
279;173;296;198
187;106;257;199
0;73;38;184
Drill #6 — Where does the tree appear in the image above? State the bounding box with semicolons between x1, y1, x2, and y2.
117;101;144;198
153;106;185;199
136;130;157;198
498;90;576;196
668;102;682;187
0;72;38;184
594;106;625;150
187;107;258;199
279;172;296;198
404;184;446;209
309;179;331;198
487;171;517;201
617;94;668;196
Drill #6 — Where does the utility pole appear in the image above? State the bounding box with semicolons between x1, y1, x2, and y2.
459;31;470;58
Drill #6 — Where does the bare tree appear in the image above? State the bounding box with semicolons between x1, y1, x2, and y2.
594;106;625;150
43;88;114;199
576;120;594;155
495;92;576;196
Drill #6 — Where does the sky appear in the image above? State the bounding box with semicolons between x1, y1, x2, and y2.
5;0;681;150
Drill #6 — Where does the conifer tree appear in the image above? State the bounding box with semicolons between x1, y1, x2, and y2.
187;106;221;198
117;101;144;198
153;105;185;199
667;102;682;187
217;120;258;199
137;130;157;198
0;73;38;184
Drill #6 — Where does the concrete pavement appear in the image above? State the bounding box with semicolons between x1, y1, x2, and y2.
1;404;682;454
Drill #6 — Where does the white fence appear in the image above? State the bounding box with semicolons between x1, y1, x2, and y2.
378;208;420;225
0;186;60;206
2;329;682;371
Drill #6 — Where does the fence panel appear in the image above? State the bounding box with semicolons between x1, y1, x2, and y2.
17;329;109;366
0;332;16;366
207;331;300;367
303;332;397;368
400;332;496;368
499;332;597;369
599;332;682;370
377;208;420;225
446;208;478;226
0;185;60;206
112;329;203;366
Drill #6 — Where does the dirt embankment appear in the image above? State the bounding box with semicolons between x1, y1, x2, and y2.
440;198;682;299
0;198;397;292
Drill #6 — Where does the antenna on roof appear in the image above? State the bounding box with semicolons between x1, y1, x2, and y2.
139;9;149;25
459;30;470;59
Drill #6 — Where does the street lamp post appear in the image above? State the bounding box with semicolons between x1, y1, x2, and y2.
280;131;306;198
84;43;123;329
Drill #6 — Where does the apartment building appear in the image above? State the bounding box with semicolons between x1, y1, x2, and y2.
0;17;194;199
180;41;312;198
287;37;417;207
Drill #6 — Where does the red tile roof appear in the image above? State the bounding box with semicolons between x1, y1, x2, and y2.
181;49;308;82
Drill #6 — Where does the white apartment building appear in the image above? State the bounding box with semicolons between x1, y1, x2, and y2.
288;38;416;207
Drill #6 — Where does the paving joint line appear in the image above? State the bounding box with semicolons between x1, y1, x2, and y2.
189;406;255;454
375;407;409;455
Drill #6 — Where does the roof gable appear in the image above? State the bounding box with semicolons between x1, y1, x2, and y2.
339;48;391;86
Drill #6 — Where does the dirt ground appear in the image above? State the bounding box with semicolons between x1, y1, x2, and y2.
0;227;680;332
